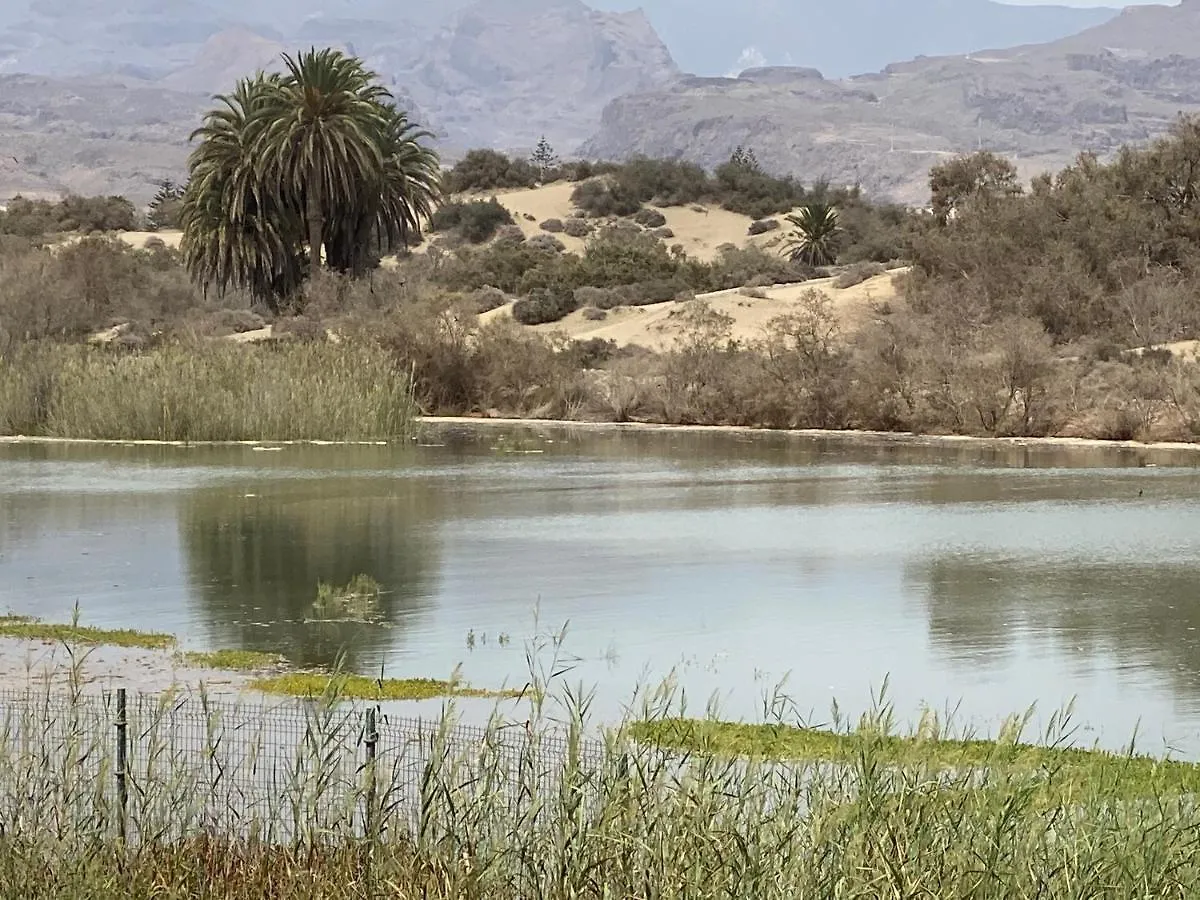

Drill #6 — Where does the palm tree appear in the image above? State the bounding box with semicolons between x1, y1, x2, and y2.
782;203;842;267
325;105;441;276
257;48;392;273
179;48;440;306
180;73;306;310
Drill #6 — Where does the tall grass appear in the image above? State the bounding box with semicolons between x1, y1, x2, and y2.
0;341;415;441
5;644;1200;898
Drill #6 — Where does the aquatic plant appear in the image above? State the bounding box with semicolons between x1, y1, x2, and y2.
0;613;175;650
310;574;383;622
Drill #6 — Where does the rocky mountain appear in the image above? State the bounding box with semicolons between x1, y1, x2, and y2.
581;1;1200;205
597;0;1120;79
387;0;678;152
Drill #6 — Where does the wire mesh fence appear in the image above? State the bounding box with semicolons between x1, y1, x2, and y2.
0;685;607;845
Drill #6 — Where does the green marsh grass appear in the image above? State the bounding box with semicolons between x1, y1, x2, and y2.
248;671;520;701
631;715;1200;801
6;635;1200;897
0;615;174;649
0;340;415;441
180;649;284;671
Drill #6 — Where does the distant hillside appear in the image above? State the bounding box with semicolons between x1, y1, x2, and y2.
581;2;1200;205
598;0;1119;78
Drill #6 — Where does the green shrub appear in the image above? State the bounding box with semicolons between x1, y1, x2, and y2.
527;233;566;254
429;198;514;243
634;208;667;228
748;218;780;235
442;149;538;193
0;194;139;236
469;285;508;313
834;261;887;289
708;245;812;290
562;217;592;238
714;163;806;218
512;288;579;325
570;179;643;218
615;157;711;207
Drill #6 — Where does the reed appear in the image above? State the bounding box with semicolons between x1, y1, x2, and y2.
0;340;415;441
4;644;1200;898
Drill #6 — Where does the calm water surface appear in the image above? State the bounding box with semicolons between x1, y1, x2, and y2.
3;425;1200;753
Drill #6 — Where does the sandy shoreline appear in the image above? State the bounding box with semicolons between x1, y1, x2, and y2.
416;416;1200;455
0;637;257;697
1;416;1199;456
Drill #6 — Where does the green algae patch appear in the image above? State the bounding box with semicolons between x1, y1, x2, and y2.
0;615;175;650
181;649;285;671
249;672;522;701
631;718;1200;800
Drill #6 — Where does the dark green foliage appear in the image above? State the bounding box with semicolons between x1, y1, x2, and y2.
634;208;668;228
429;198;514;243
530;136;559;179
929;151;1021;223
613;157;711;207
180;50;440;312
562;217;592;238
147;180;186;231
783;203;842;266
910;115;1200;343
0;195;138;237
570;178;643;217
713;162;807;218
443;149;539;193
512;287;579;325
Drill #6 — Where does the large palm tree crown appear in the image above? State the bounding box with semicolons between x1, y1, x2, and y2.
782;203;842;268
258;48;393;270
179;47;441;309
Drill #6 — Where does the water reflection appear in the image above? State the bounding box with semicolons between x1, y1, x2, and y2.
179;480;443;668
911;555;1200;702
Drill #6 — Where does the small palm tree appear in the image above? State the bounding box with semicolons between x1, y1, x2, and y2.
782;202;842;267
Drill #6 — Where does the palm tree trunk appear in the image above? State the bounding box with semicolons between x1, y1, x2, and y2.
307;164;324;273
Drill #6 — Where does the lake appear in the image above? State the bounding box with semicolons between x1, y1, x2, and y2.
3;424;1200;754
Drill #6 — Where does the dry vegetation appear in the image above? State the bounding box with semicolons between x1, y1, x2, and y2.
6;658;1200;898
6;127;1200;442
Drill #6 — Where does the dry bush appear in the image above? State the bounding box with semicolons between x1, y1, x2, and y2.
540;218;564;233
562;218;592;238
526;233;565;254
833;261;887;289
0;237;206;349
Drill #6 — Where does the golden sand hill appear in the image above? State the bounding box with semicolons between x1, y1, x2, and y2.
100;182;903;350
481;270;903;352
472;181;791;262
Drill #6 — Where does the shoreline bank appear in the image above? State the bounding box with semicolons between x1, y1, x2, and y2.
4;416;1198;458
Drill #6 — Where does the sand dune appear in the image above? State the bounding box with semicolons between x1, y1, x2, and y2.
482;269;905;351
471;182;791;262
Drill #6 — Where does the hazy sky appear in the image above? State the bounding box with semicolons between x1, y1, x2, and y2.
1003;0;1171;5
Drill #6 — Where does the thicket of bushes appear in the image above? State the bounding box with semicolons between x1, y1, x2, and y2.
433;225;813;320
9;124;1200;443
0;195;139;237
428;198;514;243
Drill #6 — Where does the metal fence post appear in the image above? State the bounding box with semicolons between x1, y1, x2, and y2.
116;687;128;844
365;706;378;840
